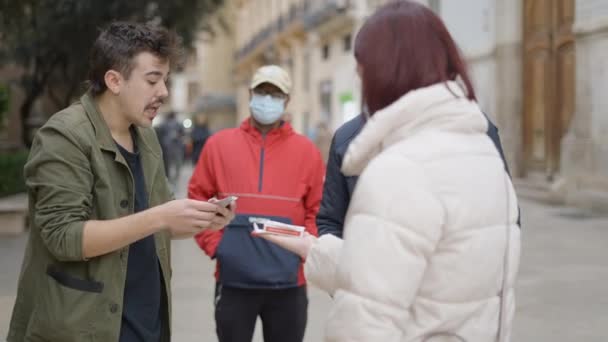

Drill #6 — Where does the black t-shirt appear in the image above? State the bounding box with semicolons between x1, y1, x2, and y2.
116;131;163;342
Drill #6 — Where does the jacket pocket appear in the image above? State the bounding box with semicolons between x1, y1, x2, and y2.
24;266;104;341
216;214;301;288
46;265;104;293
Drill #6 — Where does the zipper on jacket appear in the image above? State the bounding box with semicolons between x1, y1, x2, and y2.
258;134;266;192
258;133;268;192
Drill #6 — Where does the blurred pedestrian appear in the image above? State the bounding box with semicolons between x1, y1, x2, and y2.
188;65;325;342
7;22;235;342
158;110;185;184
190;112;211;165
256;1;521;341
314;121;332;162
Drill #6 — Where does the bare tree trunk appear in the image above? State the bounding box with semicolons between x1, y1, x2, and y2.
62;77;81;108
20;92;38;147
19;56;60;147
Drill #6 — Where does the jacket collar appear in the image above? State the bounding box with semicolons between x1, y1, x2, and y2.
80;91;160;163
341;81;488;176
240;117;294;141
81;91;117;153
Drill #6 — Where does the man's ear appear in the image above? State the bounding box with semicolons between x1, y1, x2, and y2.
104;70;122;95
284;95;290;108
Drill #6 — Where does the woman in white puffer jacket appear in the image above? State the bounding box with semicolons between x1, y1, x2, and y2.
256;1;521;341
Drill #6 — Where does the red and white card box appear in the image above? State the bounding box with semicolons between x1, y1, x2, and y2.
249;217;305;237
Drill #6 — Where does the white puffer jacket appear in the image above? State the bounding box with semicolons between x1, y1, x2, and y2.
304;81;521;342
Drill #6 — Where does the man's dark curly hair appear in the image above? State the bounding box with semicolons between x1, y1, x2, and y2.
88;22;182;96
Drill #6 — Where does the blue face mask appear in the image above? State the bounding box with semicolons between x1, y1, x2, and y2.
250;94;285;125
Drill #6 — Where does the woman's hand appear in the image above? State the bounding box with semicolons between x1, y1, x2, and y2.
252;231;316;259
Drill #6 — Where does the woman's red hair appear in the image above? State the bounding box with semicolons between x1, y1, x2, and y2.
355;0;476;114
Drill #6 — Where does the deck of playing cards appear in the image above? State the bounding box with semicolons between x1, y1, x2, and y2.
249;217;305;237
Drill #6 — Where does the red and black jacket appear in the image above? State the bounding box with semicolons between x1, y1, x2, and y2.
188;118;325;288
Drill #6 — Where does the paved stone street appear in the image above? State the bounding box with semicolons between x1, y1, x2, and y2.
1;164;607;341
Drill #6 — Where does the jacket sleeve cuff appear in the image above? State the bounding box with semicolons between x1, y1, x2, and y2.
43;221;87;262
304;234;343;296
70;221;86;261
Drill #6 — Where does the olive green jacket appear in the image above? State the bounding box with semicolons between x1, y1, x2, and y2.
7;93;174;342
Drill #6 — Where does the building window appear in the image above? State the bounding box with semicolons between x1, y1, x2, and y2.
304;52;310;91
286;57;294;82
322;44;330;60
320;80;333;123
428;0;440;14
343;34;352;52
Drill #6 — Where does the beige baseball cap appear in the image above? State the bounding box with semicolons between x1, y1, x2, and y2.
250;65;292;95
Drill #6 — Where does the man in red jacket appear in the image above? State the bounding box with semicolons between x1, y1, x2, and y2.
188;65;325;342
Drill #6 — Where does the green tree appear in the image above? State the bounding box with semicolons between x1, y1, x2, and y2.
0;0;224;146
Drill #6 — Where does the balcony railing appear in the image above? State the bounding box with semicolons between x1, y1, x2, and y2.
303;0;351;29
235;0;352;62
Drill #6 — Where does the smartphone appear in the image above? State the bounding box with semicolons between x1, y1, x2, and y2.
212;196;238;208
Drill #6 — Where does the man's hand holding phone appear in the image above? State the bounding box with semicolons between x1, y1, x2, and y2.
208;196;238;230
211;195;238;208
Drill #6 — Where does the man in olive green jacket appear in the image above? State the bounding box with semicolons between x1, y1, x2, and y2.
7;22;235;342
